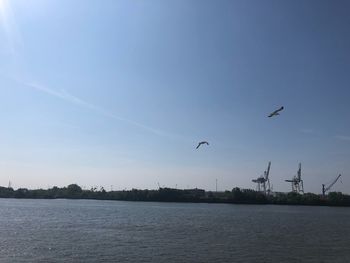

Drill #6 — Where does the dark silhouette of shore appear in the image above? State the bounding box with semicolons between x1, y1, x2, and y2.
0;184;349;207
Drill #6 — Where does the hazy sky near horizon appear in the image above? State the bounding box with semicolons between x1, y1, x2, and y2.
1;0;350;193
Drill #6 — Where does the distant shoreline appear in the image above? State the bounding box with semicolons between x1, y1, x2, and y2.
1;184;349;207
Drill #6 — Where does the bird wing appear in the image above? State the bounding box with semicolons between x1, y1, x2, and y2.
268;110;278;117
196;141;209;149
276;106;284;113
268;107;283;117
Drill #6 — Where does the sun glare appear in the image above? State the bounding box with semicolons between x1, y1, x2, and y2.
0;0;6;14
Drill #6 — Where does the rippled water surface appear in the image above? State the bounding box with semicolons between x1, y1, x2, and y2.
0;199;350;262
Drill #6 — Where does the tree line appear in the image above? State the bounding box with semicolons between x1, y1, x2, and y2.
0;184;349;206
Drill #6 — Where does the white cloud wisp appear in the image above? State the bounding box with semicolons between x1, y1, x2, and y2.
26;82;174;138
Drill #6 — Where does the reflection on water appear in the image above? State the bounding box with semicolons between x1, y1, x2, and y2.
0;199;350;262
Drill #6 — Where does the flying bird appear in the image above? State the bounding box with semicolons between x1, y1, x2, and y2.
196;141;209;149
268;106;284;118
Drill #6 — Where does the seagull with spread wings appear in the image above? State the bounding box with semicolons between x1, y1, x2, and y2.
196;141;209;149
268;106;284;118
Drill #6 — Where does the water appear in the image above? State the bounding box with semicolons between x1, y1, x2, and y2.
0;199;349;262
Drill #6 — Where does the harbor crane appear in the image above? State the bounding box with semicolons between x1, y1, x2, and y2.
322;174;342;196
252;162;271;195
285;163;304;193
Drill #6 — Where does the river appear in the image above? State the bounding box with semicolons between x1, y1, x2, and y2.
0;199;349;262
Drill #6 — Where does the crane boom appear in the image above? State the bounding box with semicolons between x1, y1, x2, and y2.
322;174;342;195
297;163;301;181
325;174;341;192
265;162;271;180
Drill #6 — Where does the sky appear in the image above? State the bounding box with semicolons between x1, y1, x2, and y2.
0;0;350;193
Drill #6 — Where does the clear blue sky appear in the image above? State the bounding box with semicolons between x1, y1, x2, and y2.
0;0;349;193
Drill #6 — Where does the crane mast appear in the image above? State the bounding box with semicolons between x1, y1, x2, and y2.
266;162;271;195
285;163;304;193
252;162;271;195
